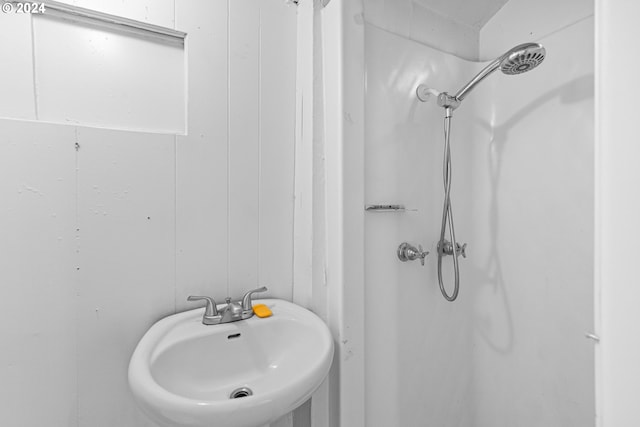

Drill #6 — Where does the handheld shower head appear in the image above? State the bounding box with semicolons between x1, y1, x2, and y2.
450;42;546;102
499;43;546;75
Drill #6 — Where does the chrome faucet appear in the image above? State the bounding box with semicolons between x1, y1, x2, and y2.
220;297;243;323
187;286;268;325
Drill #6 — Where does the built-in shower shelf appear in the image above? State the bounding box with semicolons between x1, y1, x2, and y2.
364;204;406;212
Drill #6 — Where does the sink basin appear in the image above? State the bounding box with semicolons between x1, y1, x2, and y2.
128;299;334;427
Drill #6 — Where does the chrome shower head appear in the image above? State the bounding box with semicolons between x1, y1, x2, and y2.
450;42;546;103
499;43;546;75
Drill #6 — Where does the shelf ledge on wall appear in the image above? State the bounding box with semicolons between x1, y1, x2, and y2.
29;0;186;45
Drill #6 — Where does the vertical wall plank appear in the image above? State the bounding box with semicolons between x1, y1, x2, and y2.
0;120;77;426
175;0;229;309
76;127;175;427
258;0;297;300
0;14;36;119
292;0;315;309
228;0;261;297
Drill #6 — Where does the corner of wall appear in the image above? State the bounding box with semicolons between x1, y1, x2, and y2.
362;0;480;61
479;0;594;60
321;0;367;426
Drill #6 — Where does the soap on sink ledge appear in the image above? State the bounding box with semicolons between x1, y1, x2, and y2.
253;304;272;318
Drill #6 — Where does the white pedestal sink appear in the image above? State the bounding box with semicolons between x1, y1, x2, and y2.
129;299;334;427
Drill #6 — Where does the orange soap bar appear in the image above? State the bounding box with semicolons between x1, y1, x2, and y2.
253;304;272;318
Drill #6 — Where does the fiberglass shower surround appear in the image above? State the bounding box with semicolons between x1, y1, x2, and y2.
416;42;546;301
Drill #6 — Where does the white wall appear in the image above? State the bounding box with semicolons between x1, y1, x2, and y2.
595;1;640;426
321;1;367;426
480;0;593;60
32;14;185;133
472;1;595;424
362;0;479;60
360;0;595;426
0;1;297;426
363;25;477;427
0;120;79;426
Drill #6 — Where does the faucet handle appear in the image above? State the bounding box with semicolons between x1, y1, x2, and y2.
417;245;428;266
397;242;429;266
456;242;467;258
187;296;219;316
241;286;268;311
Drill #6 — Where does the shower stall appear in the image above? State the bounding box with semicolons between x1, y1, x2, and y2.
314;0;595;425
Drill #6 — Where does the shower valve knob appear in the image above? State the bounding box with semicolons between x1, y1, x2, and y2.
439;240;467;258
457;243;467;258
397;242;429;266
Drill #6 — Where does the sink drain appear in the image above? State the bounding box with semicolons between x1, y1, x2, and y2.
229;387;253;399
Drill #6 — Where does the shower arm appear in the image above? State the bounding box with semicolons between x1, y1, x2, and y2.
453;58;501;101
437;58;501;111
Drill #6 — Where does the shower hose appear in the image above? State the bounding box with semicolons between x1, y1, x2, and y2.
437;108;460;301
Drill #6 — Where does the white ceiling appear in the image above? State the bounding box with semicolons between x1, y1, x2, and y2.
412;0;510;29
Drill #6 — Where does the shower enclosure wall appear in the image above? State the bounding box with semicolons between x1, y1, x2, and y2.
319;0;595;425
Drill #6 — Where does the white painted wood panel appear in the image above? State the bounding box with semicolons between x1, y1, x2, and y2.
32;15;185;133
0;14;36;120
55;0;176;29
75;127;175;426
292;0;315;309
0;1;297;426
322;2;367;426
228;0;261;298
174;0;229;311
258;0;297;300
0;120;77;426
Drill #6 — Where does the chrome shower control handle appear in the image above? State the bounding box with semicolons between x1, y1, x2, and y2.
438;240;467;258
397;242;429;266
457;243;467;258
